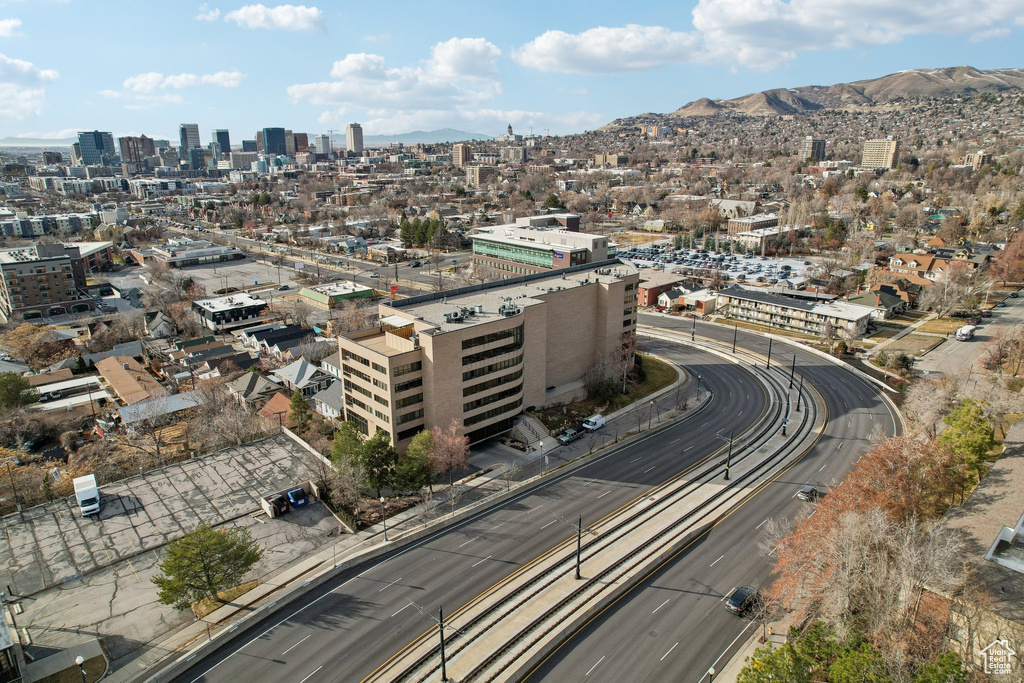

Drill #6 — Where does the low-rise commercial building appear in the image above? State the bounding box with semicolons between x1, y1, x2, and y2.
471;215;609;278
191;293;269;332
337;260;639;449
130;237;243;268
726;213;780;238
717;285;873;338
298;281;374;308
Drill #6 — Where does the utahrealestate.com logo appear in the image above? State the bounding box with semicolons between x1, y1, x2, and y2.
980;638;1016;675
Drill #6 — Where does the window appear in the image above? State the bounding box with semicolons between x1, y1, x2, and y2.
374;409;390;423
345;394;368;412
342;349;370;367
372;362;386;375
393;361;422;377
395;393;422;409
464;382;522;412
463;368;522;397
396;426;422;441
623;319;633;328
397;408;424;425
373;377;388;390
464;398;522;426
462;324;523;350
374;394;389;407
394;377;423;393
462;353;523;382
344;365;371;383
462;332;524;366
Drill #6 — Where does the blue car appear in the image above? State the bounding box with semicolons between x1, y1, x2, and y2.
286;487;308;508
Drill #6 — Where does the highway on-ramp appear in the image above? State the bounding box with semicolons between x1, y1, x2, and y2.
170;344;769;683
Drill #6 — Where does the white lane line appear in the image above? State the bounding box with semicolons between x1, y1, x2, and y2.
472;555;492;568
458;537;477;548
377;576;402;593
671;438;680;444
709;554;725;567
281;634;310;655
684;446;693;452
391;602;412;618
660;642;679;661
738;411;743;417
755;518;768;530
819;463;827;472
644;466;656;474
700;422;708;427
585;656;606;676
652;598;670;614
528;504;544;513
298;665;322;683
836;442;843;450
720;586;736;602
630;456;642;463
541;520;557;530
597;491;611;499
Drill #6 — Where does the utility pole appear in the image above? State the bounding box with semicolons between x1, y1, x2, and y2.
732;324;738;354
766;338;772;369
691;316;696;341
439;606;448;682
576;515;583;580
789;355;796;389
724;429;734;480
797;373;804;412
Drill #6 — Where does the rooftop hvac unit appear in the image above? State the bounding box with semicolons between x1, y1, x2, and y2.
475;304;483;314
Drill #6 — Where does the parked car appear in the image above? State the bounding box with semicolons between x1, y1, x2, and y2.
725;585;759;616
278;284;290;291
1011;292;1019;298
582;414;606;431
370;272;381;278
980;310;992;318
286;487;309;508
557;427;585;445
797;485;819;501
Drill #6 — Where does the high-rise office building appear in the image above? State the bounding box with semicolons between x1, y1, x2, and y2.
188;147;207;170
119;136;148;164
262;127;287;155
76;131;117;166
255;131;265;153
452;143;471;168
346;123;363;154
179;124;201;154
213;129;231;157
799;136;826;163
314;134;332;155
860;138;901;170
242;139;258;153
284;130;296;155
293;132;309;154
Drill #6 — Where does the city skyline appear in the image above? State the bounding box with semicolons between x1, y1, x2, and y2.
0;1;1019;141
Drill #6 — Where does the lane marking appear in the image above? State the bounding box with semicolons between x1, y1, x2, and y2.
391;602;412;618
299;665;322;683
720;586;736;602
585;656;606;676
709;554;725;567
597;491;611;499
819;463;827;472
683;446;693;452
755;519;768;530
643;466;656;474
281;634;310;655
540;520;557;530
528;505;544;513
630;457;642;463
652;599;670;614
458;537;477;548
660;642;679;661
378;577;402;593
471;555;492;568
700;422;708;427
671;438;680;444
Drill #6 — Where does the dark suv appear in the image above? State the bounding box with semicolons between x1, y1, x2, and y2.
725;585;759;616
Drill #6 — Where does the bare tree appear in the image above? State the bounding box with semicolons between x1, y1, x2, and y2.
429;418;470;487
613;332;639;394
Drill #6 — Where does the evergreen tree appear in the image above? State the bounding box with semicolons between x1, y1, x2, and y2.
151;524;263;609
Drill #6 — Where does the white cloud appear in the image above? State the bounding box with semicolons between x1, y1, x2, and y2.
195;4;220;21
121;69;245;93
0;18;22;37
514;25;699;74
0;83;44;121
224;4;324;32
0;53;58;83
969;27;1010;42
514;0;1024;74
288;38;502;110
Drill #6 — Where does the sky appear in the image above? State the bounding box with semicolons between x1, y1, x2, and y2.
0;0;1022;142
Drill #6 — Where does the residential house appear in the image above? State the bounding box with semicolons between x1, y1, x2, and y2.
272;358;333;397
95;355;168;405
320;351;343;381
258;391;292;426
226;372;283;407
313;381;344;421
144;311;175;338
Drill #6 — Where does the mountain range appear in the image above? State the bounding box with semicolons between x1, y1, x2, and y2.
671;66;1024;117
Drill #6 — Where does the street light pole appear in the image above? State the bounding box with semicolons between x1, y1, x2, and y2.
766;338;773;369
789;354;796;390
797;373;804;412
724;429;733;480
439;605;448;682
75;655;87;683
380;496;388;541
575;515;583;580
696;374;702;397
732;324;738;354
691;316;696;341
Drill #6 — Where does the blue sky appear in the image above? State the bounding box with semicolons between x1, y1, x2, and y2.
0;0;1021;141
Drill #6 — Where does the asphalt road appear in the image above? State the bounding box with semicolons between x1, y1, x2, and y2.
915;291;1024;377
523;315;902;682
171;346;768;683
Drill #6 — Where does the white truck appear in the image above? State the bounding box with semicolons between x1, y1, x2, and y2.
73;474;101;516
582;414;606;431
955;324;977;341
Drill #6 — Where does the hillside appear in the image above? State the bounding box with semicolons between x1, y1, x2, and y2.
670;66;1024;117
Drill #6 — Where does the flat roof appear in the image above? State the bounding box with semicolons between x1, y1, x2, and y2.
193;293;266;312
305;281;373;296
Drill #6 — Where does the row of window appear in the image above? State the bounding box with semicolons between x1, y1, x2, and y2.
464;368;522;397
464;382;522;413
464;397;523;427
463;353;523;382
397;408;424;425
462;323;523;351
395;393;423;409
343;364;370;383
462;332;524;366
396;425;422;441
343;349;370;367
394;377;423;393
394;360;422;377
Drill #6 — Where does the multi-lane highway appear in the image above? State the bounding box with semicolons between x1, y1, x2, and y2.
167;318;899;683
523;315;902;681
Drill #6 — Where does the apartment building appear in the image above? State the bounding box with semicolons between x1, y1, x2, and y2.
717;285;873;338
860;138;901;170
594;153;629;167
962;150;993;171
465;165;496;186
471;215;609;277
799;136;826;162
337;260;640;448
452;144;471;168
0;242;113;321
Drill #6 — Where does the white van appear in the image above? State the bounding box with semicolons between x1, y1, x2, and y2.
582;414;606;431
73;474;101;516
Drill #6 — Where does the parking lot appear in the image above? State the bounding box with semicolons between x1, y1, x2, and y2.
621;245;817;285
1;434;328;597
